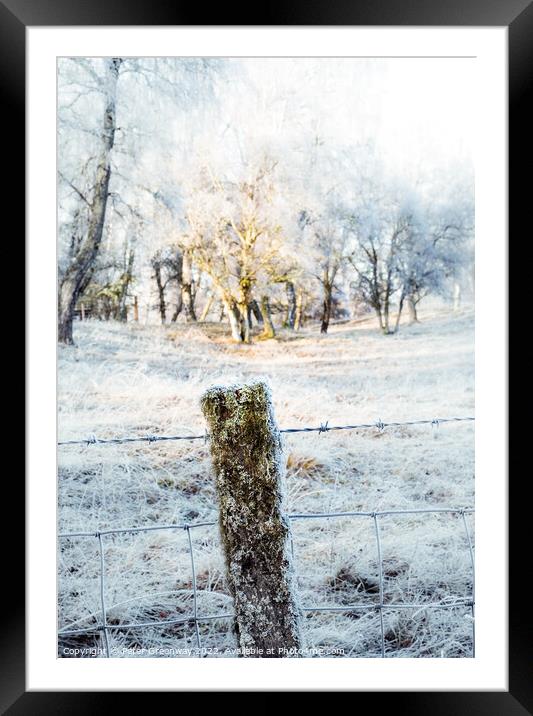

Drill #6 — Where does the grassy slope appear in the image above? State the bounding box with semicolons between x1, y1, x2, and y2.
58;305;474;658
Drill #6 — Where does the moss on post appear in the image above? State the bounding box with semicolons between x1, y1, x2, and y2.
200;381;303;657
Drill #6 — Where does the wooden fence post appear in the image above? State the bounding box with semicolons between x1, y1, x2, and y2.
201;381;303;657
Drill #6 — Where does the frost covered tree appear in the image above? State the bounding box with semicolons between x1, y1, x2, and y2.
299;200;349;335
292;142;352;334
184;155;288;343
434;180;475;313
345;175;405;335
347;172;474;333
58;58;122;344
58;57;221;342
149;241;199;325
393;174;474;325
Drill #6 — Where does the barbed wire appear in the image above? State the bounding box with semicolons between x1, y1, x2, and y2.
57;415;474;446
58;506;475;658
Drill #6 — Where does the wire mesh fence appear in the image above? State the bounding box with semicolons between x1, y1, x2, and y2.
58;415;475;658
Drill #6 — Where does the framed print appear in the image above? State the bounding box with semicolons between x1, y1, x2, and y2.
10;0;523;708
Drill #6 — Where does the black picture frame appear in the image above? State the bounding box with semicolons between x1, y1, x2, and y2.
9;0;523;709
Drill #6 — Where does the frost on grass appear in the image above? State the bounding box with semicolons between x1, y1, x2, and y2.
201;381;303;657
58;306;474;658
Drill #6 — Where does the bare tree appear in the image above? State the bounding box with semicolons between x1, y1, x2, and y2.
347;191;408;335
180;248;197;322
117;229;136;322
258;295;276;339
299;204;349;335
58;57;223;342
285;281;297;329
185;157;285;343
395;194;473;326
58;58;122;344
151;251;168;324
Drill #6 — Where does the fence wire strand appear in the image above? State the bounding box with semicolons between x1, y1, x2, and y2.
58;416;474;447
372;513;386;658
97;532;110;658
461;509;476;657
186;526;202;651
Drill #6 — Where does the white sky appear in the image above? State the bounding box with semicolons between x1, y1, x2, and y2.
207;57;475;182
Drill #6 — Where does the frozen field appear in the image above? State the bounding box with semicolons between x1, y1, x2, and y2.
58;305;475;658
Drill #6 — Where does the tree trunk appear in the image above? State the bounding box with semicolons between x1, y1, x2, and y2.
393;291;405;333
199;292;215;321
285;282;296;329
238;278;252;344
224;298;244;342
453;282;461;312
118;248;135;322
103;297;112;320
320;283;332;334
163;250;182;323
153;262;166;324
58;277;77;343
294;289;304;330
200;382;303;657
57;58;122;344
170;293;183;322
406;296;419;324
259;295;275;339
374;307;385;333
181;250;197;321
382;296;391;335
133;296;139;322
250;299;263;325
241;309;251;344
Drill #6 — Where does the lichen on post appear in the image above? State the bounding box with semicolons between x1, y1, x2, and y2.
200;381;303;657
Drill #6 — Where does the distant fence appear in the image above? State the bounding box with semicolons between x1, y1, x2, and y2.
58;413;475;658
